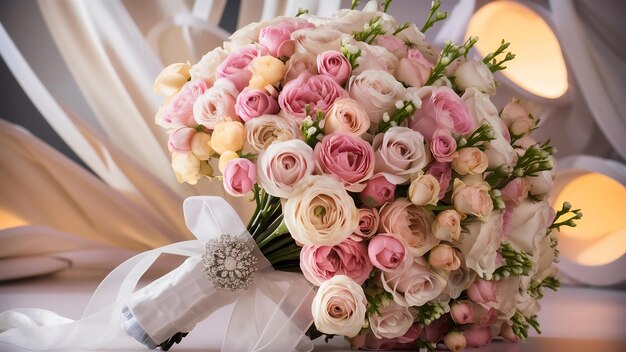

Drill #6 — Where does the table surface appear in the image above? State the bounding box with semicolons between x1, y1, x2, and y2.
0;269;625;352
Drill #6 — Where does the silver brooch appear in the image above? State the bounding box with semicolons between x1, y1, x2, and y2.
202;234;258;292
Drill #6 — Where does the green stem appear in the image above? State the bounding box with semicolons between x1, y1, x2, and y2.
262;234;296;257
258;220;290;249
255;214;285;245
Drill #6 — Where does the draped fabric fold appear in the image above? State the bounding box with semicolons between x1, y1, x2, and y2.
0;197;315;352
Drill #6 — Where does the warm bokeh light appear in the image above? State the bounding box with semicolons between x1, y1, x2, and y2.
0;208;27;230
554;173;626;266
467;1;568;99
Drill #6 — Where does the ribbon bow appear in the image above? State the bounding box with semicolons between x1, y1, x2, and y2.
0;197;316;352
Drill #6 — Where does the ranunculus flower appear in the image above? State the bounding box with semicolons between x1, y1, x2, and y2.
244;114;298;152
279;74;345;121
432;210;462;242
223;158;256;197
395;48;433;87
452;179;494;221
444;331;467;352
168;127;196;153
256;139;314;198
312;275;367;338
171;152;201;185
193;78;239;129
292;28;347;56
373;127;430;185
210;121;246;155
324;98;370;136
314;133;375;192
235;89;279;122
359;174;396;208
379;199;437;257
463;325;492;348
300;238;372;285
368;234;408;272
351;208;379;241
216;44;269;91
459;211;503;279
190;131;212;160
454;60;496;94
154;62;191;97
450;300;474;324
409;86;475;140
349;70;405;124
317;50;352;85
430;129;457;162
408;173;440;206
156;80;207;129
426;161;452;199
381;257;447;307
369;300;414;339
248;56;287;89
284;175;359;246
452;147;489;175
428;244;461;271
501;177;529;206
190;47;227;84
283;52;317;83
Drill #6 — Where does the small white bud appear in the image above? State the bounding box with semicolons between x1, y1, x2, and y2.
307;127;317;136
395;100;404;109
390;121;398;127
441;56;450;65
382;112;390;122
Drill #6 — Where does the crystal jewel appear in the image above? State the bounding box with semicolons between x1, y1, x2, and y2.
202;234;258;292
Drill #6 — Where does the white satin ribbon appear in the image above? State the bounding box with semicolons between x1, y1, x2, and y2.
0;196;315;352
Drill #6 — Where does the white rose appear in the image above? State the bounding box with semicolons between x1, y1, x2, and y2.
445;263;476;299
352;40;399;75
515;279;541;318
326;6;397;33
494;278;521;319
381;257;447;307
462;88;516;169
189;47;228;84
257;139;314;198
408;173;440;206
154;62;191;97
394;24;438;63
193;78;239;129
525;168;555;198
349;70;406;124
244;114;299;153
453;60;496;95
292;28;348;56
508;199;553;257
224;17;282;52
312;275;367;337
284;175;359;246
171;152;200;184
533;235;558;282
369;300;414;339
459;211;503;279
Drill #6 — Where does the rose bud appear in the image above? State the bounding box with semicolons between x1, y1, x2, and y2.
359;174;396;208
432;210;462;242
428;244;461;271
408;173;440;206
450;300;474;324
444;331;467;352
452;147;488;175
368;234;407;272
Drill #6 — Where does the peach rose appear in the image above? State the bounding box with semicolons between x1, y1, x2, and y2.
432;210;462;242
379;199;437;257
452;179;493;221
324;98;371;137
452;147;488;175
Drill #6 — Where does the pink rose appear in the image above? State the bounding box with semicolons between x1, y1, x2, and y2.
283;53;317;83
501;177;529;206
167;127;196;153
463;325;492;348
467;278;497;305
223;158;256;197
314;133;374;192
256;139;314;198
279;74;345;121
379;199;436;256
193;78;239;129
350;324;421;350
409;86;475;140
373;127;429;185
217;44;269;91
381;257;447;307
359;174;396;208
472;304;497;327
235;89;279;122
450;300;474;324
430;129;457;162
259;25;292;58
300;238;372;285
157;81;207;129
368;234;407;272
317;50;351;85
374;34;407;59
452;179;494;221
395;49;433;88
419;316;450;343
324;98;371;136
425;161;452;199
351;208;380;241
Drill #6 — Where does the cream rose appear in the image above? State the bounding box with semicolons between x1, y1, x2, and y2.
257;139;314;198
452;179;494;221
349;70;406;124
452;147;489;175
210;121;246;154
373;127;430;185
171;152;211;185
381;257;447;307
459;211;503;279
433;210;462;242
507;199;553;257
312;275;367;337
292;28;347;56
284;175;359;246
525;168;554;198
408;173;440;206
244;114;298;153
154;62;191;97
453;60;496;95
379;199;437;257
190;48;228;84
324;98;371;136
369;300;414;339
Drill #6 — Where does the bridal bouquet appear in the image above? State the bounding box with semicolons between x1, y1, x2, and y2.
148;1;581;351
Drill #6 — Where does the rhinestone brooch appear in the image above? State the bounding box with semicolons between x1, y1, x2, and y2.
202;234;258;292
